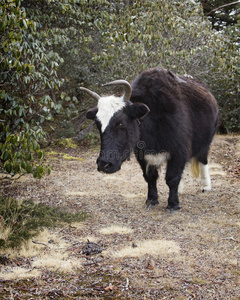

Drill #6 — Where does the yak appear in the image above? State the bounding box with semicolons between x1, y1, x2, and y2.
80;67;219;210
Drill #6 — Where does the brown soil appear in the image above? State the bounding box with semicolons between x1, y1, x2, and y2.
1;135;240;299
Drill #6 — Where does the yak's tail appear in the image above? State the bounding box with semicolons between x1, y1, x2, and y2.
191;158;200;178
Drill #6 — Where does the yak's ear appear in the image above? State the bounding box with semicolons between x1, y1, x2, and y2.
128;103;150;120
86;107;98;120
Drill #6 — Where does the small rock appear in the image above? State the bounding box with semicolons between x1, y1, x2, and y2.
82;240;103;255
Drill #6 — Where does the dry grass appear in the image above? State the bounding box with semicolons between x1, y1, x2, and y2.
110;239;180;258
0;228;83;280
32;253;81;273
99;225;133;235
0;267;41;281
1;135;240;298
3;229;53;259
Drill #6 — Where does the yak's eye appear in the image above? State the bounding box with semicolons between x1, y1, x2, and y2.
116;122;125;128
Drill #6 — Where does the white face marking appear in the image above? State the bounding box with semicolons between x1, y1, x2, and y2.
200;163;211;192
145;152;170;174
96;95;126;132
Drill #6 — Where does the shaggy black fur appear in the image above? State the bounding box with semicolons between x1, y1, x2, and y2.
130;68;218;209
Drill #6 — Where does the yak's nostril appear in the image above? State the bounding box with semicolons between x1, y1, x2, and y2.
97;160;113;173
104;163;112;170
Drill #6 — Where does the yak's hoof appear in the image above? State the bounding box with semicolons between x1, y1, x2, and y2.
146;203;159;210
145;199;159;209
201;187;211;193
166;205;180;213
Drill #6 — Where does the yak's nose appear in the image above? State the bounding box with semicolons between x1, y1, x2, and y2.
97;158;113;173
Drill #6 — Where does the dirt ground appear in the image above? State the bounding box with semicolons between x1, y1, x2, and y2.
1;134;240;299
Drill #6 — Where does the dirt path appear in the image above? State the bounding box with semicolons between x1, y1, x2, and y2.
1;135;240;299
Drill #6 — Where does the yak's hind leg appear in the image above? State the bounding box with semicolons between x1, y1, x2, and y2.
196;151;211;192
178;168;186;194
200;163;211;192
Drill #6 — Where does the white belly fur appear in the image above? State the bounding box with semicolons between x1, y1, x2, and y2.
145;152;170;174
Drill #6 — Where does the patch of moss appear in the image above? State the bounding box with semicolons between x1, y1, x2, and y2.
47;150;60;156
45;150;83;161
0;196;88;249
62;154;83;161
56;138;78;149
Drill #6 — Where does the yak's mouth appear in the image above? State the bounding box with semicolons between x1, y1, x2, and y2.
97;160;122;174
96;149;131;174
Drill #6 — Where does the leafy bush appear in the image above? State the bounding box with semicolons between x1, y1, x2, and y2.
209;25;240;133
0;0;63;178
38;0;238;132
0;196;88;249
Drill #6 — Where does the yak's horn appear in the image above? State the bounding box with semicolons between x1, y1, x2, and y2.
103;80;132;102
80;87;100;101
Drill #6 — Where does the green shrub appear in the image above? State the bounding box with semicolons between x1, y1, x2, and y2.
0;196;88;249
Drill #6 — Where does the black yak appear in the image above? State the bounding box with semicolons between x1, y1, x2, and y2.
81;67;219;210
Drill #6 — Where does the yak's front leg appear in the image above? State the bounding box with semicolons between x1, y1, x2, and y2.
165;159;185;211
143;165;159;208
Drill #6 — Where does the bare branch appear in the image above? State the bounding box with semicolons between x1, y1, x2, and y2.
0;172;27;181
32;240;49;248
207;1;240;16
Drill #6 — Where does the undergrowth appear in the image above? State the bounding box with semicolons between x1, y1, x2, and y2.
0;196;88;249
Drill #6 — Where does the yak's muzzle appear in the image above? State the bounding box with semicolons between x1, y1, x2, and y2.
97;157;121;174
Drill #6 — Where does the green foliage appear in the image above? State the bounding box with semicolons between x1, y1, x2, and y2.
27;0;237;132
78;0;239;132
0;196;88;249
86;132;100;145
0;0;64;178
0;122;50;178
209;27;240;132
201;0;240;132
